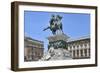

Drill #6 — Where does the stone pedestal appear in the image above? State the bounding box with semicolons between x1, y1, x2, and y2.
40;33;72;61
47;33;69;49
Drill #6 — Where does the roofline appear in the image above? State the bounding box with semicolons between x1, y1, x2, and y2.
24;36;44;43
67;35;90;42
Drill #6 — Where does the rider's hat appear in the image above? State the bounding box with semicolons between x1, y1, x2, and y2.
57;15;62;19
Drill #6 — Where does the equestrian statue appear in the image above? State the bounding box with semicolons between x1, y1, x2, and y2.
43;14;63;35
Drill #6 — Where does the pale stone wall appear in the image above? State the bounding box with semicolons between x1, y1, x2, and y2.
68;38;90;59
24;37;44;61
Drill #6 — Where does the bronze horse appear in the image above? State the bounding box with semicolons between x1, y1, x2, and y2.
43;15;63;35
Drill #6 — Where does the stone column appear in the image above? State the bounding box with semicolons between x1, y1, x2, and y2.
87;49;89;57
86;43;90;57
75;50;77;58
78;45;81;58
78;50;81;58
82;49;85;57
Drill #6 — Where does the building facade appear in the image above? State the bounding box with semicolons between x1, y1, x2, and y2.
67;36;90;59
24;37;44;61
24;36;90;61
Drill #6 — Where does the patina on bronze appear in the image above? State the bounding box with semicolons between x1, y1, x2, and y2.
43;14;63;35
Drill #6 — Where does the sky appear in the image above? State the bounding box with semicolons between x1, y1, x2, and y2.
24;11;90;52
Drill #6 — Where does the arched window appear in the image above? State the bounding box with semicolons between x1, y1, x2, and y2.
80;44;83;49
73;45;75;49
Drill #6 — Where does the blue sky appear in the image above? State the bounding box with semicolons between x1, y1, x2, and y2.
24;11;90;52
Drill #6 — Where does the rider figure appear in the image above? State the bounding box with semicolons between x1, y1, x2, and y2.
49;15;56;30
